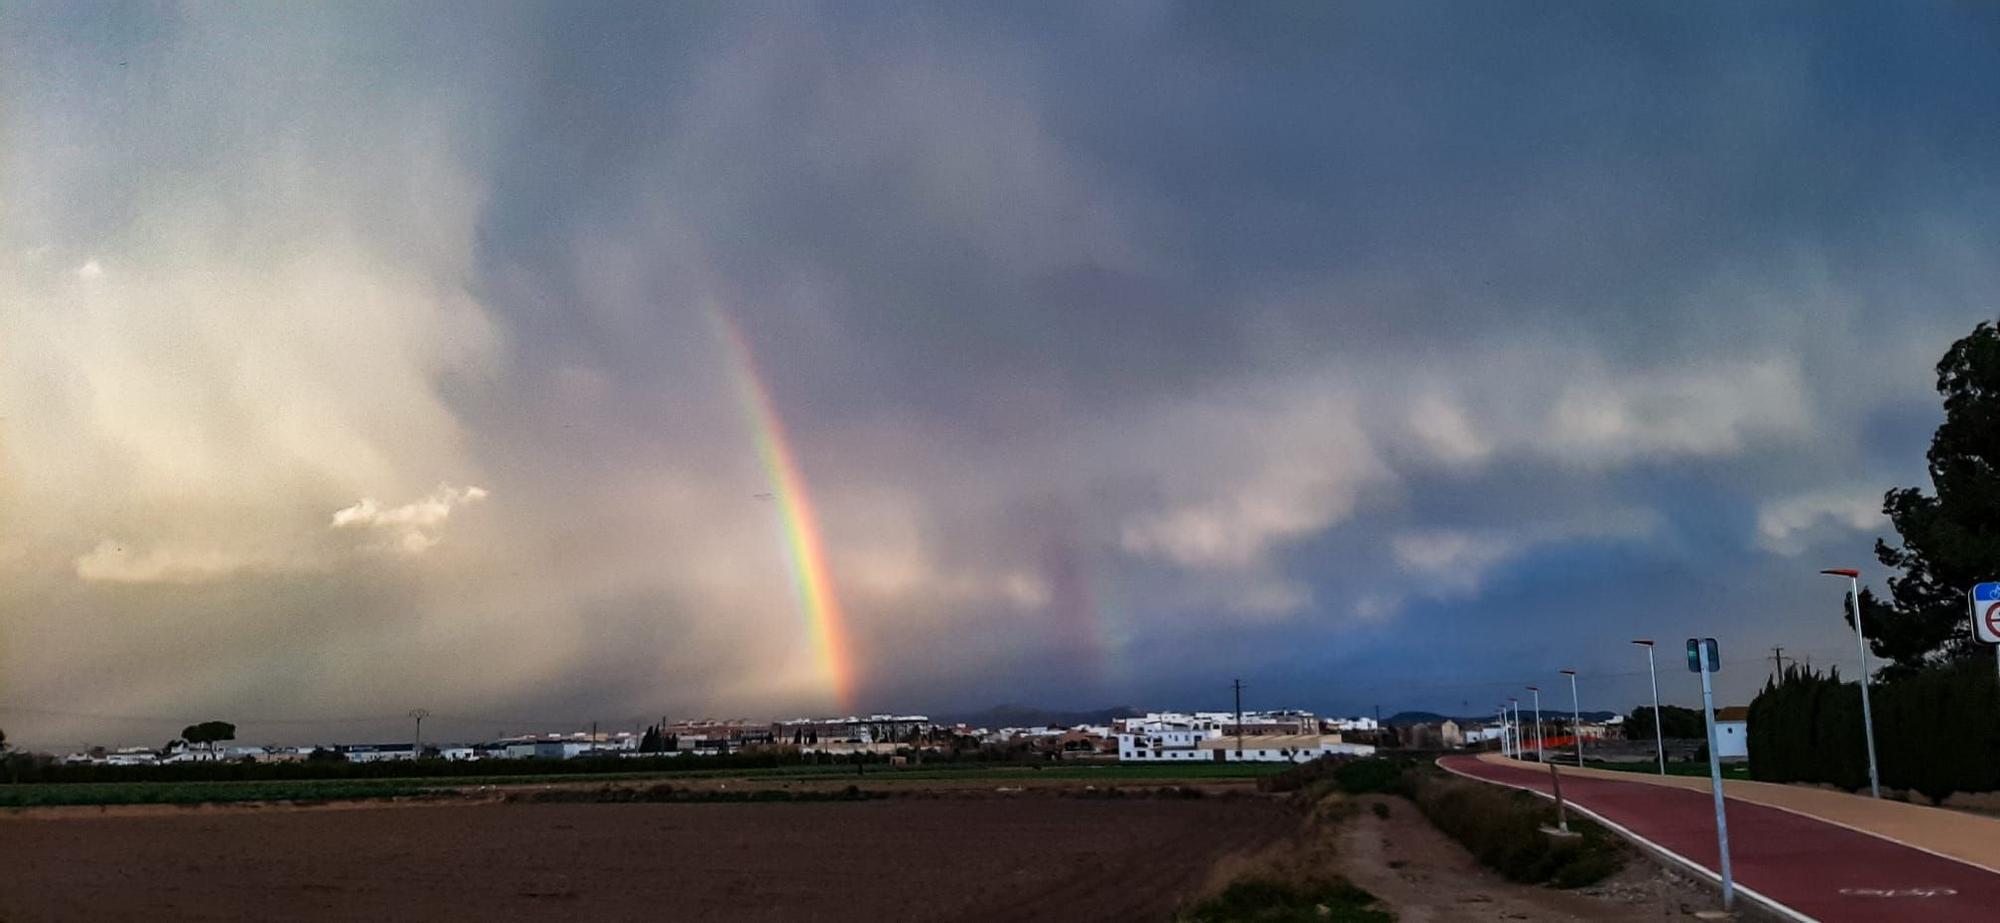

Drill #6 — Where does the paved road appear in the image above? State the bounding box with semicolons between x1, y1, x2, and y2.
1439;754;2000;922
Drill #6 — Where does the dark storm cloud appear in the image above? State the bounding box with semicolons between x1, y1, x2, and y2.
7;2;2000;746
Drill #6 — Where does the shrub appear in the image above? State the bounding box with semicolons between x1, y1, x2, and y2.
1180;877;1390;923
1410;777;1624;888
1334;758;1411;795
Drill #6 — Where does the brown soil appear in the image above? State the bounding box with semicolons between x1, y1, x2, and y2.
0;797;1296;922
1336;794;1729;921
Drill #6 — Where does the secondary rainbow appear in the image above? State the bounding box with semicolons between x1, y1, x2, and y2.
710;309;857;710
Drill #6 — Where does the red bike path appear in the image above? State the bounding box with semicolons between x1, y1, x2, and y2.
1438;754;2000;922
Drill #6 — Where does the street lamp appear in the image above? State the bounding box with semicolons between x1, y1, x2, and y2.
1497;706;1510;757
1509;697;1521;760
1526;686;1544;763
1821;567;1883;798
1560;669;1583;767
1632;640;1665;775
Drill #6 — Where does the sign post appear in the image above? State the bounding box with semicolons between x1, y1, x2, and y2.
1689;637;1734;911
1971;583;2000;687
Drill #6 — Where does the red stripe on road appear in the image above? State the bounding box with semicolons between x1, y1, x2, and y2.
1438;755;2000;923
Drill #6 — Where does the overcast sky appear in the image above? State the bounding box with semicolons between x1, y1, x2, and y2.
5;3;2000;748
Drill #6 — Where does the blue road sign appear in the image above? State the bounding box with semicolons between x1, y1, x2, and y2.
1686;637;1720;673
1971;583;2000;644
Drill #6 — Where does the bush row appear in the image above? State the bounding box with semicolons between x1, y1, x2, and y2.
1409;776;1625;888
1748;659;2000;802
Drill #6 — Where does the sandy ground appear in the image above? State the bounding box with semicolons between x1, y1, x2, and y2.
1334;794;1725;922
0;796;1295;922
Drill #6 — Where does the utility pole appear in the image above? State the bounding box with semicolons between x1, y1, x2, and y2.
1769;646;1787;678
407;708;429;759
1233;678;1245;759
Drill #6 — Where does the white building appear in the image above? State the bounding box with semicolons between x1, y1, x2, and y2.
1198;735;1376;763
1463;725;1507;744
1714;707;1749;759
1117;725;1222;761
1117;710;1377;763
340;744;416;763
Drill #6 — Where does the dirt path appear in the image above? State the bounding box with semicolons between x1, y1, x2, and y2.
1334;795;1721;921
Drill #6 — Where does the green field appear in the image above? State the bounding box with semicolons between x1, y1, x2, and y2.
0;760;1289;809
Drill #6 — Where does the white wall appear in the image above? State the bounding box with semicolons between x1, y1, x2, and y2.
1714;720;1748;759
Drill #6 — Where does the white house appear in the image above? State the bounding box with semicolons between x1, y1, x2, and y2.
1198;735;1376;763
1714;706;1749;759
1463;725;1507;744
1117;726;1220;761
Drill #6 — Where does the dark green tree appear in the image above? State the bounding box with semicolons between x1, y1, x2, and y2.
1860;321;2000;674
1626;705;1705;739
180;721;237;759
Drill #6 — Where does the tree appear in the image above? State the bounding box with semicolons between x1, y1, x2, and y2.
1859;321;2000;673
0;727;7;751
1627;705;1705;740
180;721;238;760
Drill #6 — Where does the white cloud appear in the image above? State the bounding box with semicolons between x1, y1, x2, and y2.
75;541;252;584
1391;531;1520;594
1544;358;1810;463
1756;488;1886;556
1112;385;1388;617
74;258;102;279
1390;511;1659;601
1119;389;1388;572
1408;392;1491;466
331;484;489;554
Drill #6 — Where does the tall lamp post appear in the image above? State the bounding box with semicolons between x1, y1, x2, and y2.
1821;568;1882;799
1633;640;1665;775
1560;669;1583;767
1497;706;1511;757
1526;686;1544;763
1509;697;1521;760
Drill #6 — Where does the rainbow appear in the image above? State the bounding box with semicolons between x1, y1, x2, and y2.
710;309;857;710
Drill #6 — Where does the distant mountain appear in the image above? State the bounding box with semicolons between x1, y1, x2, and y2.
943;704;1145;729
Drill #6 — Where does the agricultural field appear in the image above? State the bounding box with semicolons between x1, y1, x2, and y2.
0;757;1734;921
0;793;1295;922
0;760;1289;809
